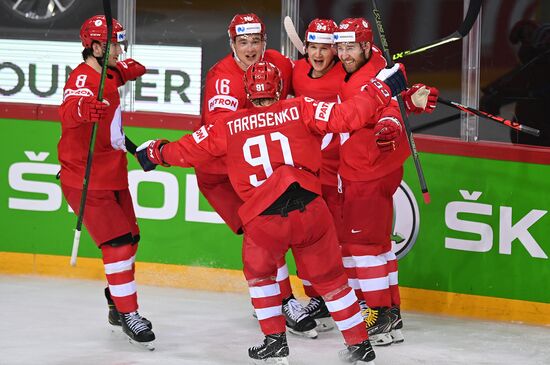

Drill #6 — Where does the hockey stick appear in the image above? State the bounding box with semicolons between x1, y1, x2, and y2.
392;0;482;60
438;97;540;136
283;16;305;55
70;0;113;267
372;0;430;204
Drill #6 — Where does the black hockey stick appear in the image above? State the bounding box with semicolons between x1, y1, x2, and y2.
438;97;540;136
372;0;431;204
71;0;113;267
392;0;482;60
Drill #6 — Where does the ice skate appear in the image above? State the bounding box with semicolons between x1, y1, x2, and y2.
104;287;152;330
283;295;318;339
339;339;376;364
304;296;335;332
120;311;156;351
388;306;404;343
359;302;392;346
248;332;289;364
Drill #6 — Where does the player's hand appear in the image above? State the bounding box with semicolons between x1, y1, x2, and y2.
374;116;402;152
115;58;146;83
78;96;109;123
376;63;408;96
136;139;170;171
403;84;439;114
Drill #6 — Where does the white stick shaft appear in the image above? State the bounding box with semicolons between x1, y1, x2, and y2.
283;16;305;55
70;229;81;267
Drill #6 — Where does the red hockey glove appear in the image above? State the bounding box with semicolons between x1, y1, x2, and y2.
361;78;392;106
77;96;109;123
115;58;146;84
403;84;439;114
375;63;408;97
374;116;402;152
136;139;170;171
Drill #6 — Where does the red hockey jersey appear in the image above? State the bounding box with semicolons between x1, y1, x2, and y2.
338;46;409;182
163;93;383;224
58;63;128;190
199;49;294;174
292;58;346;186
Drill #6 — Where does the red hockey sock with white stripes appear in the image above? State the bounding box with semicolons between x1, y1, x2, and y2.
248;277;286;335
101;243;138;313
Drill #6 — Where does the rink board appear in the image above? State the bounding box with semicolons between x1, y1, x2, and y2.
1;117;549;324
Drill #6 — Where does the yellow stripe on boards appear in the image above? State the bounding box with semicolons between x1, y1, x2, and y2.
1;252;548;326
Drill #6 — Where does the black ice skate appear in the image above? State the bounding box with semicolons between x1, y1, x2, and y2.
304;296;335;332
388;306;404;343
282;295;318;339
359;302;393;346
339;339;376;364
120;311;156;351
104;287;152;329
248;332;289;365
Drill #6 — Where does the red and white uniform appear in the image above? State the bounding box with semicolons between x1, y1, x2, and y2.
58;63;139;313
292;57;346;298
161;94;385;344
195;50;293;235
58;63;128;190
338;46;405;308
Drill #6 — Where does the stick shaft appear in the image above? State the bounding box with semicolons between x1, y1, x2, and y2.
372;0;430;203
438;97;540;137
71;0;113;266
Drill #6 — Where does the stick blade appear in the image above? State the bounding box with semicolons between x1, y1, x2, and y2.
283;16;305;55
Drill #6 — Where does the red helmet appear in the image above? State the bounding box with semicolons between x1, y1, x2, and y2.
80;15;126;49
228;13;266;39
334;17;373;44
244;61;282;100
304;18;338;44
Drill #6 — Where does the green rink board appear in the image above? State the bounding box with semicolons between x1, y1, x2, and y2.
1;118;549;304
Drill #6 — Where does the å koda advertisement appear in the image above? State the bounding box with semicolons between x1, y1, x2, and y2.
1;117;549;304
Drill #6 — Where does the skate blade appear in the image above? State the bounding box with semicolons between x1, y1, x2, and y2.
251;356;289;365
369;332;393;347
128;337;155;351
314;317;335;332
390;329;404;344
287;326;318;339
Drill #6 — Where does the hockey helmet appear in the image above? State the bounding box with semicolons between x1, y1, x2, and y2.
80;15;127;49
244;61;282;100
304;18;338;45
334;17;373;44
228;13;266;40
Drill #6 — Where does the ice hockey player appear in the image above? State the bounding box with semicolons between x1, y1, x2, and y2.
57;15;154;350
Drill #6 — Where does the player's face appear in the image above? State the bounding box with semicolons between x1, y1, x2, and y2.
337;42;368;73
233;34;265;69
107;43;123;67
306;42;335;76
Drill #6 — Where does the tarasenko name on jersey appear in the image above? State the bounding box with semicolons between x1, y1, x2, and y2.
226;106;300;135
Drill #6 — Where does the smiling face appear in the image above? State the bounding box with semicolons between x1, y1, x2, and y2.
232;34;265;70
337;42;370;73
306;42;335;77
92;42;123;67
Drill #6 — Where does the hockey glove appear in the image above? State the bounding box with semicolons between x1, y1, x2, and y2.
375;63;408;97
374;116;402;152
136;139;170;171
114;58;146;84
403;84;439;114
361;78;392;106
77;96;109;123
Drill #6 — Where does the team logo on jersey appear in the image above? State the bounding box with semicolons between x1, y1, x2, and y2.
192;126;209;143
63;88;94;101
314;102;335;122
208;95;238;111
392;181;421;259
